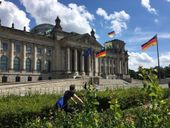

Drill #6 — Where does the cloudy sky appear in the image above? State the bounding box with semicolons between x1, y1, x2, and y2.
0;0;170;70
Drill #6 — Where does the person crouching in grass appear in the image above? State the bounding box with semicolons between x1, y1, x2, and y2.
63;84;83;113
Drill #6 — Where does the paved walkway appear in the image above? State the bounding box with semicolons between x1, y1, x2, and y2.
0;78;168;96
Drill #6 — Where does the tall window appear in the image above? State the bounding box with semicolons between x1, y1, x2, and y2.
15;43;20;54
26;58;32;72
47;49;52;56
45;60;51;72
26;45;32;54
2;42;8;51
36;59;41;72
0;55;8;71
37;47;43;55
14;57;20;72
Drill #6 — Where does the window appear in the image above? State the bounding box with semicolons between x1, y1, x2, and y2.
26;58;32;72
38;76;42;80
37;47;43;55
2;42;8;51
2;76;8;83
15;76;20;82
0;55;8;71
45;60;51;72
47;49;52;56
28;76;32;81
26;45;32;54
14;57;20;72
102;59;104;65
15;43;20;53
36;59;41;72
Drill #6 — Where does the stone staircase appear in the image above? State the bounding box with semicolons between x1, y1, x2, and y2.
0;78;139;96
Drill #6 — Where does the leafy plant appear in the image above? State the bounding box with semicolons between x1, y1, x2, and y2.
137;67;170;128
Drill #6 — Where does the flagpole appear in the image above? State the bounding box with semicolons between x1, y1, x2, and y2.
156;34;161;83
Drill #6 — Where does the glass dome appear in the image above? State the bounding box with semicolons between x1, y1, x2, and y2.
30;24;54;36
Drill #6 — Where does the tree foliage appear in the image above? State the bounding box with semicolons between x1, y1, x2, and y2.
129;65;170;79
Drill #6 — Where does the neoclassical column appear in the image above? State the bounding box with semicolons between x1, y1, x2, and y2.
94;52;99;76
91;52;94;76
121;58;124;75
66;47;71;73
87;54;91;76
119;59;122;74
124;60;127;75
103;57;105;74
99;58;102;76
80;50;85;75
74;48;78;73
111;59;113;74
108;58;110;75
112;59;115;75
112;60;115;75
9;40;14;71
42;47;46;71
21;43;26;72
115;58;120;74
0;39;2;57
122;58;126;75
33;44;37;72
125;59;128;75
0;39;1;51
104;57;107;75
123;58;126;75
110;58;113;75
0;39;1;72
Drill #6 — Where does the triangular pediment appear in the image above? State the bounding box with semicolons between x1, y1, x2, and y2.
60;32;102;50
76;34;102;48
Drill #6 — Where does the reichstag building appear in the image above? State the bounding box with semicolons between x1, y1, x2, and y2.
0;17;129;83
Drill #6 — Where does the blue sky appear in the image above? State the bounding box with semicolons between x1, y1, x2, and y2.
0;0;170;70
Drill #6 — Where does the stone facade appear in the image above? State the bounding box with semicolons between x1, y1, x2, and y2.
0;17;129;83
101;40;129;79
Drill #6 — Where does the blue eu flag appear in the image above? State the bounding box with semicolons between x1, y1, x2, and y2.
82;48;92;56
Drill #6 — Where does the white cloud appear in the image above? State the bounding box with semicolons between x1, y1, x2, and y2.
141;0;158;15
134;27;141;32
96;8;109;20
0;0;30;30
165;0;170;2
96;8;130;34
125;31;170;46
20;0;94;34
129;52;155;71
126;34;152;45
129;52;170;71
158;33;170;39
160;52;170;66
154;19;159;23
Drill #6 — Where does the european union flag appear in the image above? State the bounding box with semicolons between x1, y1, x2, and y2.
82;48;92;56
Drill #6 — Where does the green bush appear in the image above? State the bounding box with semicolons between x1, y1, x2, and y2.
0;80;170;127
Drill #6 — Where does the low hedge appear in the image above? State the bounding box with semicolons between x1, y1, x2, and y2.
96;87;149;110
0;87;170;127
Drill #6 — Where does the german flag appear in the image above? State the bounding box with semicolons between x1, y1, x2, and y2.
108;31;115;38
141;35;157;51
96;49;106;58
